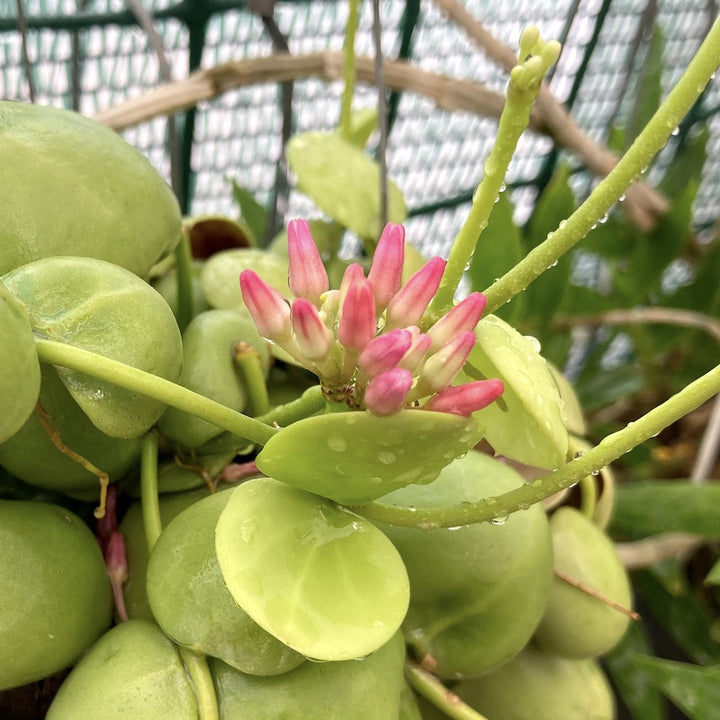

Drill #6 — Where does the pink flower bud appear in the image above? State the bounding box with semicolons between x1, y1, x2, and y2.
368;223;405;313
418;331;477;394
240;270;291;341
385;257;446;329
287;219;329;304
358;328;412;378
338;277;377;352
105;530;129;622
291;298;333;360
426;292;487;351
397;328;433;373
364;368;413;416
423;379;504;416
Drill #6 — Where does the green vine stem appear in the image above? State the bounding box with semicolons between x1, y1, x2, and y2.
194;385;326;456
482;16;720;315
233;343;270;416
339;0;360;139
426;27;560;320
174;227;195;334
352;363;720;527
140;432;162;551
33;337;277;446
405;662;490;720
140;433;219;720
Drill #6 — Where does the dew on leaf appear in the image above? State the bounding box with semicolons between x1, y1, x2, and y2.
378;451;397;465
490;513;509;526
327;433;348;452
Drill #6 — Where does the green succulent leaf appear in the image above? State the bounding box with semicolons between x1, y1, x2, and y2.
201;248;290;312
255;409;484;504
0;282;41;443
464;314;568;469
2;257;182;439
287;132;406;239
215;478;410;661
610;480;720;539
631;655;720;720
230;181;269;246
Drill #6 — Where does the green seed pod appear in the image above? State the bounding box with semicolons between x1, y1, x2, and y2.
46;620;198;720
534;506;633;659
451;644;616;720
0;500;112;691
0;101;181;278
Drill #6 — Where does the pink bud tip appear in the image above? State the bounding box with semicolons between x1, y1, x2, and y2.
424;379;504;416
427;292;487;350
291;298;333;360
240;270;291;341
398;330;433;372
364;368;413;416
287;219;329;303
368;223;405;313
386;257;446;328
338;277;377;352
358;328;413;378
419;331;477;394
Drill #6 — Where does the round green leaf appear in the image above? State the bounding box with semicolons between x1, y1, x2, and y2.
201;248;290;312
255;410;484;504
287;132;406;239
210;631;406;720
2;257;183;438
0;283;40;443
158;309;270;448
215;478;410;661
464;314;569;469
0;101;180;279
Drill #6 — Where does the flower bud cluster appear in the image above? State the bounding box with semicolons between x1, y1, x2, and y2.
239;220;504;416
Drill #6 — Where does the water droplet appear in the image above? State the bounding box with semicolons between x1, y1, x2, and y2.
591;469;600;476
378;451;397;465
573;451;584;459
327;433;348;452
490;513;509;526
599;213;609;224
558;220;567;230
239;518;257;543
419;521;440;532
531;479;544;488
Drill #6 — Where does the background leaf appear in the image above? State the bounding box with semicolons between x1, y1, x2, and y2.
231;181;268;246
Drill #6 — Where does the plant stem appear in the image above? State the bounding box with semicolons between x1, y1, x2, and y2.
175;221;195;334
405;662;490;720
34;337;277;446
234;343;270;416
482;17;720;314
178;647;220;720
255;385;325;426
140;433;219;720
351;363;720;527
339;0;360;140
140;432;162;551
426;28;560;320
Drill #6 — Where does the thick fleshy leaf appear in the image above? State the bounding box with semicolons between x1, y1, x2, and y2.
2;257;182;439
210;631;406;720
0;283;40;443
603;620;665;720
610;480;720;539
231;181;269;245
464;314;568;469
631;655;720;720
201;248;290;312
215;478;410;661
286;132;406;239
255;409;484;504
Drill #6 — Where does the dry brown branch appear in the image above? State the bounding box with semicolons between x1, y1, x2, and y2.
615;532;705;569
93;51;524;132
432;0;670;230
553;306;720;346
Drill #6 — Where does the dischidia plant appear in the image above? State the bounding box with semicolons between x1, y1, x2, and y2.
0;11;719;720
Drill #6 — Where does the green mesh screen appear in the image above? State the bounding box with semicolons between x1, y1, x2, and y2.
0;0;717;256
